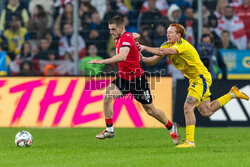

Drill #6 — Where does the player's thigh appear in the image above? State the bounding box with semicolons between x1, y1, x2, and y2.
188;81;203;104
184;95;199;110
130;75;153;104
104;83;123;100
188;76;211;106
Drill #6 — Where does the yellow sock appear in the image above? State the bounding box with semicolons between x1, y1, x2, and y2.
186;125;195;143
216;93;233;107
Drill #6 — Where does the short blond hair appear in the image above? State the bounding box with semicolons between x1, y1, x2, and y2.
169;23;186;38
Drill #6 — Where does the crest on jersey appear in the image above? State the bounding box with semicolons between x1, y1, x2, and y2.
161;41;169;47
177;39;182;45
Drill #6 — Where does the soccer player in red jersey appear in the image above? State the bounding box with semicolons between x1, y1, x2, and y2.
89;16;180;144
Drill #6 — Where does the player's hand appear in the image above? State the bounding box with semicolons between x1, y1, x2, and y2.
136;42;145;52
132;33;140;42
139;52;145;62
136;42;141;51
88;59;105;64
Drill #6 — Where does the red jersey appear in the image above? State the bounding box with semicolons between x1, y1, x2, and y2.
233;4;250;40
115;32;144;81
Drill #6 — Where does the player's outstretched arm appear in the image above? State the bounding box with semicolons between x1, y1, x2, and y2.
88;47;130;64
140;52;164;66
139;44;178;56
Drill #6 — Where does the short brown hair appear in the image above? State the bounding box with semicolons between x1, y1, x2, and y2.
221;30;230;35
108;16;125;27
169;23;186;38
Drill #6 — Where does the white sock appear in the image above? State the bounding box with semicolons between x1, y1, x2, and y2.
169;126;175;134
187;140;194;144
106;126;114;132
230;92;236;98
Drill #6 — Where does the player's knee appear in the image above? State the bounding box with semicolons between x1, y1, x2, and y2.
145;107;155;116
183;104;192;114
200;108;212;118
184;109;192;116
201;112;210;118
142;104;157;116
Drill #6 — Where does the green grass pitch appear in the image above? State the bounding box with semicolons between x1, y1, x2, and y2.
0;127;249;167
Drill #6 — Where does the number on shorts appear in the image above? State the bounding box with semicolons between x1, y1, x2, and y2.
144;90;150;102
191;82;197;88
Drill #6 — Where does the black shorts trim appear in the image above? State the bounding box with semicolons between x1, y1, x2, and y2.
120;45;130;48
111;75;152;104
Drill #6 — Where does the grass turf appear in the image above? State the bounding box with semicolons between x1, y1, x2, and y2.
0;127;249;167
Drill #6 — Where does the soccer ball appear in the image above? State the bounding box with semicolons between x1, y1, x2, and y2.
15;131;33;147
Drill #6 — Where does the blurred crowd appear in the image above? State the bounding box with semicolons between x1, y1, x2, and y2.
0;0;249;79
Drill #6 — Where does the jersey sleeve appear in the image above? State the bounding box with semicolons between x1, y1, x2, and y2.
160;41;168;49
171;39;185;54
120;33;134;48
160;41;171;57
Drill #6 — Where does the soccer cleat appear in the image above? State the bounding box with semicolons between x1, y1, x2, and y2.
96;130;115;140
176;141;195;148
170;122;180;145
230;86;249;100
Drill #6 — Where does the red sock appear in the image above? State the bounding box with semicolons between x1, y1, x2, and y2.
165;120;172;130
105;118;113;127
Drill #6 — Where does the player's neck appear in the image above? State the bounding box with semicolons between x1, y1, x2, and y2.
170;41;177;45
119;30;126;38
89;54;97;58
170;38;181;44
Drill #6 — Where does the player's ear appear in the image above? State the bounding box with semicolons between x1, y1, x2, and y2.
177;33;181;38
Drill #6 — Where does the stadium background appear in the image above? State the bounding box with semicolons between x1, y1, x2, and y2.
0;1;250;167
0;0;250;128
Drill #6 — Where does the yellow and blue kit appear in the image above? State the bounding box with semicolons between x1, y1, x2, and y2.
161;38;212;105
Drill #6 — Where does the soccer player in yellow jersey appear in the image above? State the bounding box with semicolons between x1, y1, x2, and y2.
137;23;249;148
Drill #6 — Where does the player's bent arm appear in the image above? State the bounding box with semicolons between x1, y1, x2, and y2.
161;48;178;55
103;46;130;64
88;47;130;64
132;33;140;42
140;53;164;66
143;45;178;56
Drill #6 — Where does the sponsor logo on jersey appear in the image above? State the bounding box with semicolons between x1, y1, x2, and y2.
122;42;130;46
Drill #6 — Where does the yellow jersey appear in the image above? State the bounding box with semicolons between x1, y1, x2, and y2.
160;38;210;79
3;27;28;53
